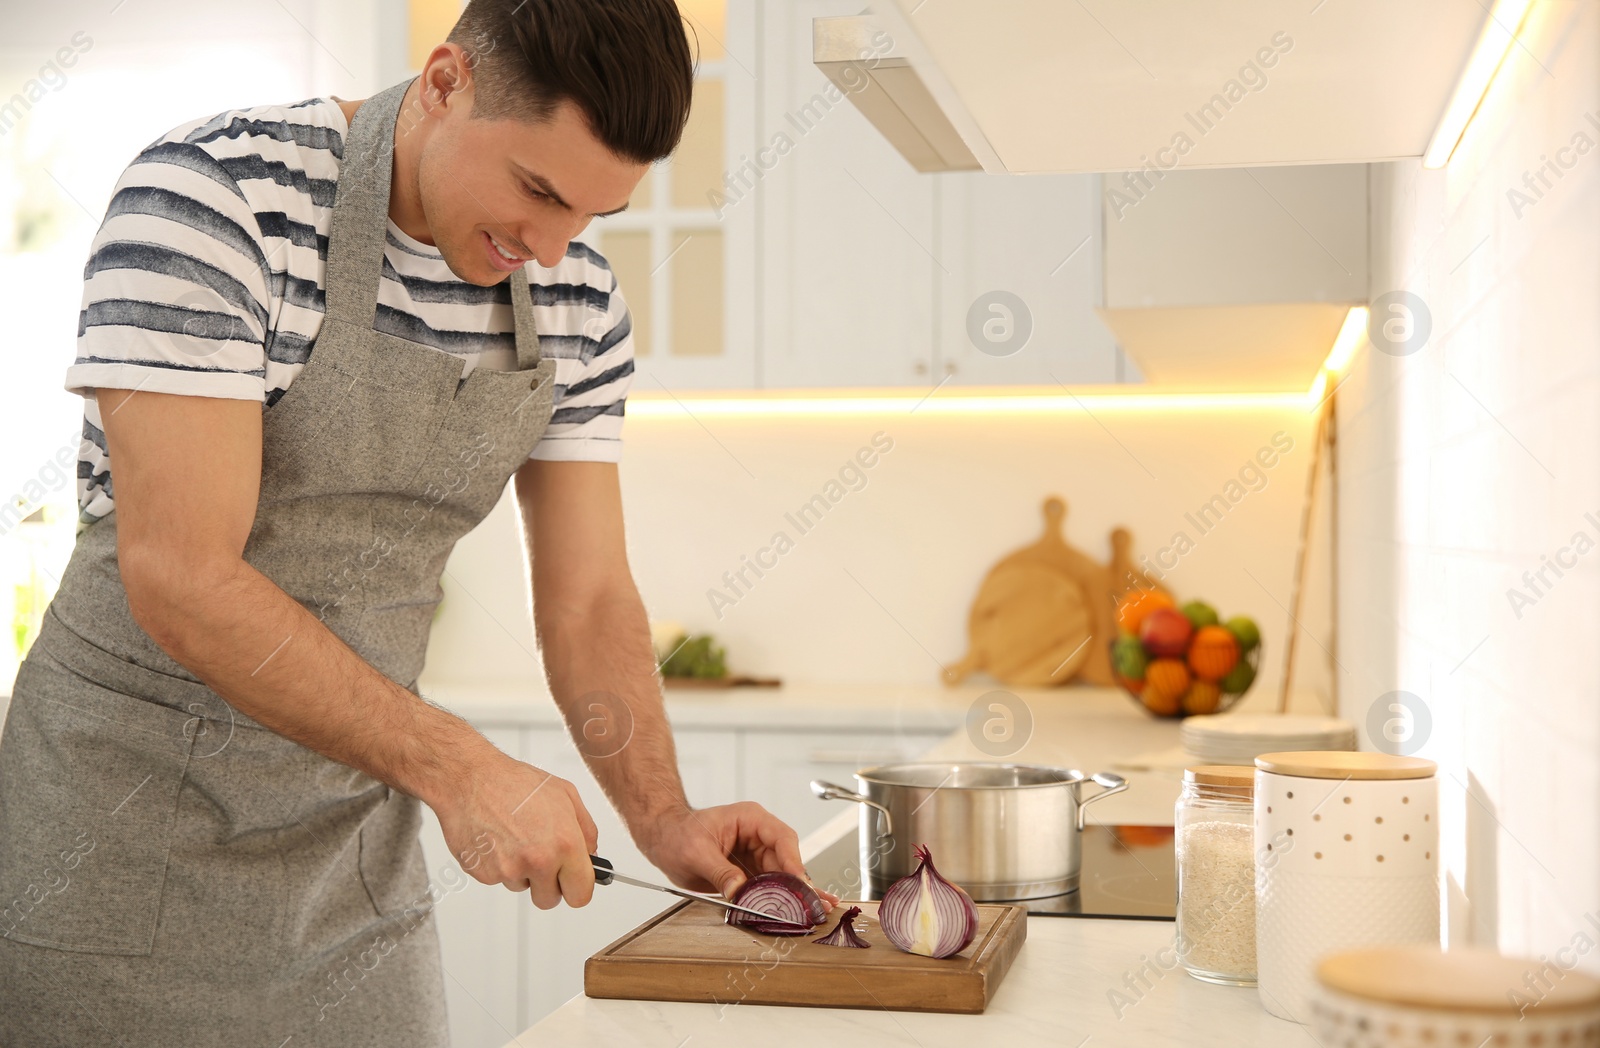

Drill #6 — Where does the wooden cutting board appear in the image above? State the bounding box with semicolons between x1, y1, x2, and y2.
944;496;1102;686
585;899;1027;1014
942;562;1093;685
660;675;782;689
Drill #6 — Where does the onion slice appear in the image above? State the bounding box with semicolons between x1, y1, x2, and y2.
723;872;829;936
811;906;871;948
877;845;979;959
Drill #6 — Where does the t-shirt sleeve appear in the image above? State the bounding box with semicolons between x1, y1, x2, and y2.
66;136;272;402
527;267;635;464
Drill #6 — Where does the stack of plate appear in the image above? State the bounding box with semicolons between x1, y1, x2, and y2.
1181;713;1358;766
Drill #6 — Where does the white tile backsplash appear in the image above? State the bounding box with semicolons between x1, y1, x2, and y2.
428;405;1332;710
1338;1;1600;970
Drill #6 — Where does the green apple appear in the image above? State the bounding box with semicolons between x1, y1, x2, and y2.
1219;657;1257;695
1112;635;1149;682
1224;615;1261;653
1180;600;1220;629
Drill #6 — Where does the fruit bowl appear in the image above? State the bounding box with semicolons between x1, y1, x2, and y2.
1112;639;1261;719
1109;591;1262;719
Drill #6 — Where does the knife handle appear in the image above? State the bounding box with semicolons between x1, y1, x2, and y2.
590;854;614;886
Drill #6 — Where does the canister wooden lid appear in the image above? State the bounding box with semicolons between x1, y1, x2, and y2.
1183;765;1254;791
1318;946;1600;1014
1255;750;1436;780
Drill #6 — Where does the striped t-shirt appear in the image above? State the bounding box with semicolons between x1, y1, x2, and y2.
68;96;635;527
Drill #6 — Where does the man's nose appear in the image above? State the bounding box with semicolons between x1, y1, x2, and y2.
529;216;593;268
532;240;570;268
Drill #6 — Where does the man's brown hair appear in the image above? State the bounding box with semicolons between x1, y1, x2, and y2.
449;0;695;164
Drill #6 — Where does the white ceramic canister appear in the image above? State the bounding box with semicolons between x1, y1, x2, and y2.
1311;945;1600;1047
1254;751;1440;1023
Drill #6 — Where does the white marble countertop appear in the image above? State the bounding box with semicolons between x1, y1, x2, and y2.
504;687;1310;1044
510;916;1301;1047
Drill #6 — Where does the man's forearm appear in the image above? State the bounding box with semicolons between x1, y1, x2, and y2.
129;553;498;808
535;583;691;837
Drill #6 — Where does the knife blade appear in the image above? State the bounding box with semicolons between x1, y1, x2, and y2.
590;855;811;928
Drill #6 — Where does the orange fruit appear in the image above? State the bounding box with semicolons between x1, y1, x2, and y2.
1142;657;1190;715
1142;686;1182;717
1181;680;1223;715
1187;625;1241;682
1116;588;1174;636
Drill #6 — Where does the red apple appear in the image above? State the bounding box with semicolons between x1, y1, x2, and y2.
1139;607;1194;658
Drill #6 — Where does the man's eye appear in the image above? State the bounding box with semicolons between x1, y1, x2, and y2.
522;184;547;201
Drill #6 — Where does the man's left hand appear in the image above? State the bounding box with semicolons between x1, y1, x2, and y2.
636;802;841;908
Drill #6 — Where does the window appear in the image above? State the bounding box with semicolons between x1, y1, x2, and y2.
594;0;727;362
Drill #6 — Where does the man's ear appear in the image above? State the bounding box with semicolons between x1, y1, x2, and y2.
417;42;476;116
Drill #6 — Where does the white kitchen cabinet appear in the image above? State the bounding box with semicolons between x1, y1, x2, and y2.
603;0;1137;393
518;724;739;1026
755;0;937;388
420;723;740;1046
416;726;524;1048
419;715;954;1042
1097;163;1369;391
1102;165;1368;311
740;727;950;839
934;172;1129;385
592;2;762;393
838;1;1487;173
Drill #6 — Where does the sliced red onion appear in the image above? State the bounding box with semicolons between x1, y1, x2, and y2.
877;845;979;959
811;906;871;948
723;872;829;936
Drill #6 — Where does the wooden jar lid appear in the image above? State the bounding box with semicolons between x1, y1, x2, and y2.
1255;750;1436;780
1318;946;1600;1014
1184;765;1254;791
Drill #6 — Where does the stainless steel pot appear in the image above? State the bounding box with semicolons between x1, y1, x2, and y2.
811;762;1128;901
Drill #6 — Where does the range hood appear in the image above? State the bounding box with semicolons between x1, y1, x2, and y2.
817;1;1491;174
812;16;979;173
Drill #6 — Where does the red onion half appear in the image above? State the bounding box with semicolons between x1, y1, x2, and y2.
877;845;979;959
811;906;870;948
723;872;829;936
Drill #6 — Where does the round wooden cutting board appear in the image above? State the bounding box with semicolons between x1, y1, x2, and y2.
944;498;1101;687
942;563;1093;686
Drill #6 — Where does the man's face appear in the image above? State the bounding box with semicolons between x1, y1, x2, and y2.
416;89;646;285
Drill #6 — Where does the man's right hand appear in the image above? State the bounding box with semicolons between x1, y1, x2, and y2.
432;751;601;909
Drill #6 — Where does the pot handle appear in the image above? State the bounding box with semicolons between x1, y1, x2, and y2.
1076;771;1130;831
810;779;894;837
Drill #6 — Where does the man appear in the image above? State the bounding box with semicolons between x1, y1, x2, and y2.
0;1;830;1043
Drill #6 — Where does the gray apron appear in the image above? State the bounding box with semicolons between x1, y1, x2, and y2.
0;78;557;1046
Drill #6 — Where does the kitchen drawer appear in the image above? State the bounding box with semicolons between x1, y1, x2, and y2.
518;725;739;1026
740;728;951;840
416;726;524;1048
422;724;743;1041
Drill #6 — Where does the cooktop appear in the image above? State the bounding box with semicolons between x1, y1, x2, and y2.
805;823;1175;920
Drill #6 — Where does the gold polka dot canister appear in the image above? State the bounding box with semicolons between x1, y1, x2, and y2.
1311;945;1600;1047
1253;751;1440;1024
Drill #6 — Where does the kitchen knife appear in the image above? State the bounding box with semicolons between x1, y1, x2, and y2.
589;855;810;927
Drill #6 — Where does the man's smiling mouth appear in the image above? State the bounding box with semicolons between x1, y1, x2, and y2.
485;231;532;270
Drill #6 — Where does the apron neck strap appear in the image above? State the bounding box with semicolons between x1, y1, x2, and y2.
325;78;412;329
325;78;544;370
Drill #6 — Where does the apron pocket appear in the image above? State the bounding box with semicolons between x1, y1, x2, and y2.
0;650;194;955
357;786;432;920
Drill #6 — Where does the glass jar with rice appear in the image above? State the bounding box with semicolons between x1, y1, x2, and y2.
1175;764;1257;985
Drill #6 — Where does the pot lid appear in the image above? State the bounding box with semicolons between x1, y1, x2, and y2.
1318;945;1600;1014
1255;751;1436;780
